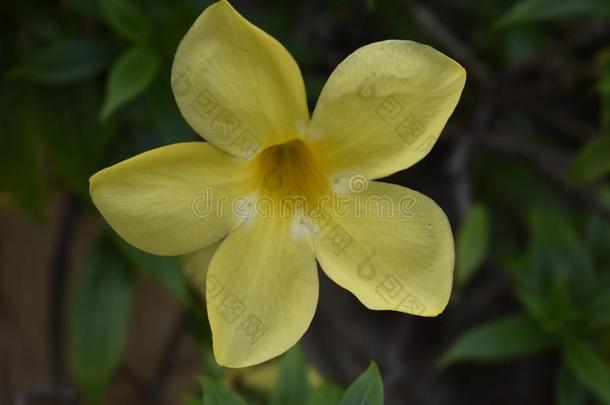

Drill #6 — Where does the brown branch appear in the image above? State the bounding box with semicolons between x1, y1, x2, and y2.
145;311;187;403
14;386;77;405
523;105;598;141
447;101;495;218
49;195;80;386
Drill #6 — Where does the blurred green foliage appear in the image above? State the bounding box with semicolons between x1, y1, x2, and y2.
2;0;610;403
186;350;381;405
69;237;134;403
444;208;610;404
455;203;491;286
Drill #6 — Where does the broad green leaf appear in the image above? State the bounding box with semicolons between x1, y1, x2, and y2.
478;153;560;222
307;383;343;405
200;377;248;405
144;73;195;144
455;203;491;286
570;136;610;182
112;235;190;304
101;47;160;120
586;191;610;265
522;209;594;329
439;314;552;367
185;397;200;405
563;341;610;404
529;209;593;285
201;349;226;380
69;237;134;403
270;346;310;405
11;39;112;83
0;84;44;216
495;0;610;29
587;282;610;328
557;364;587;405
99;0;151;42
338;363;383;405
40;85;116;198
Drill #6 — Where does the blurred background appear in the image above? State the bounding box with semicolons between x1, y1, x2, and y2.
2;0;610;404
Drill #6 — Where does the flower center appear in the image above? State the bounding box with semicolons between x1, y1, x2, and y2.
253;139;330;211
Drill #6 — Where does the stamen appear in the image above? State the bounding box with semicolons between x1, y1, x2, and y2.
252;139;330;213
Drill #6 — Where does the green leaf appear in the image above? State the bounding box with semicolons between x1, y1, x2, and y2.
101;47;160;120
0;84;44;216
112;236;190;305
40;85;116;198
306;383;343;405
588;286;610;328
556;364;586;405
69;237;134;403
185;397;200;405
586;194;610;265
479;153;560;219
99;0;152;42
270;346;310;405
520;209;594;329
570;136;610;182
11;39;112;84
338;362;383;405
563;341;610;404
143;73;195;144
200;377;248;405
439;314;552;367
529;209;593;286
495;0;610;29
455;203;491;286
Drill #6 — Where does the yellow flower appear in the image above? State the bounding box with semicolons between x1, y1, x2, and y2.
89;0;466;367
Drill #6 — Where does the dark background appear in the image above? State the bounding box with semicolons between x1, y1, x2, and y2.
2;0;610;404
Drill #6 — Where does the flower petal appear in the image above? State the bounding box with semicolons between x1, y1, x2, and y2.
207;216;318;367
308;40;466;180
312;182;454;316
90;142;248;256
183;241;222;294
171;0;309;159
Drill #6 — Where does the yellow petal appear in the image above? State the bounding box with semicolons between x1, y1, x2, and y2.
308;40;466;180
312;182;454;316
207;216;318;367
183;241;222;293
171;0;308;158
90;142;248;256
